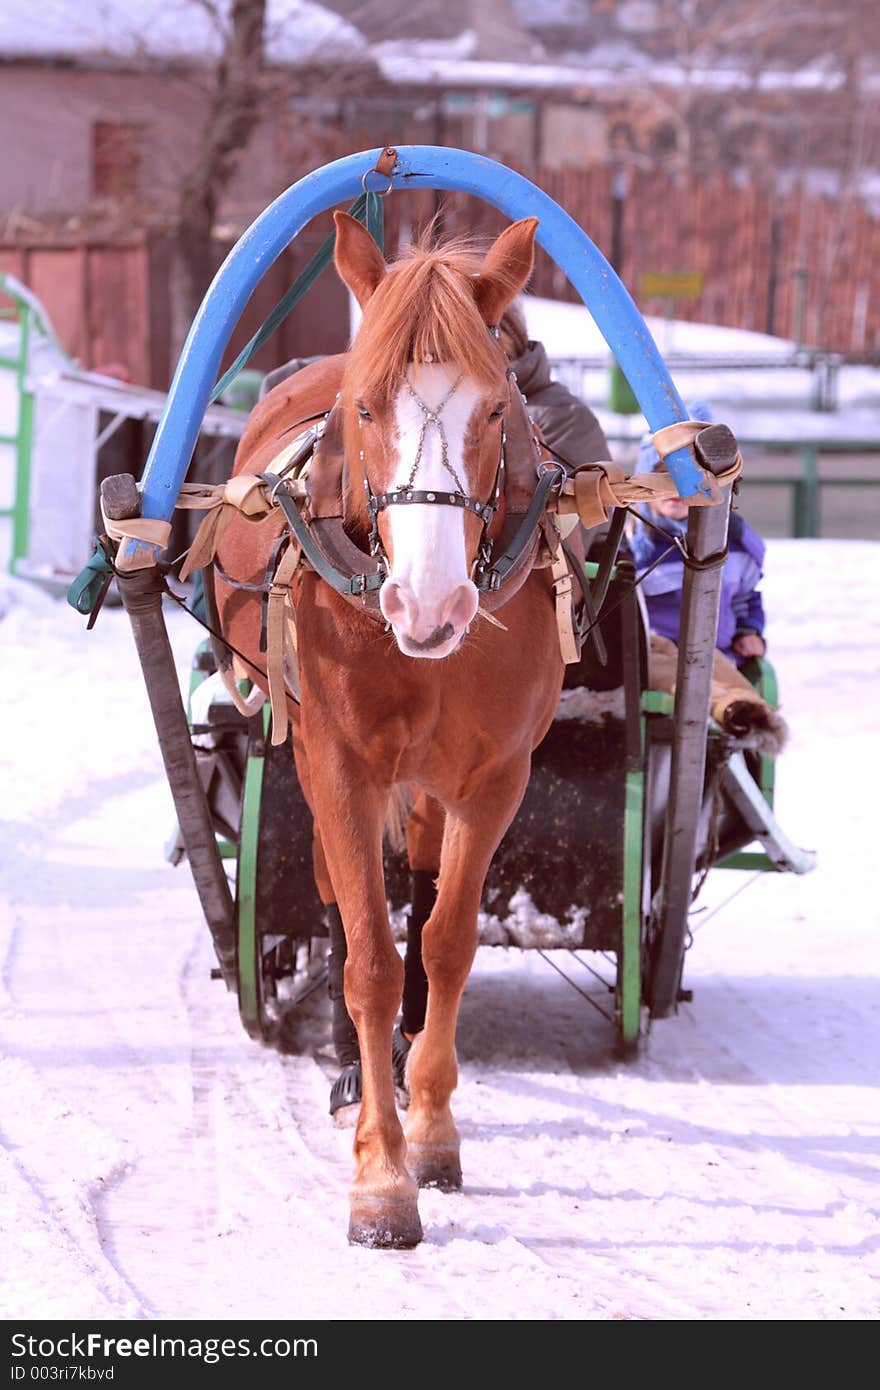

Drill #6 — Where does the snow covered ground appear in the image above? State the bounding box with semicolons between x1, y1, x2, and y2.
1;533;878;1322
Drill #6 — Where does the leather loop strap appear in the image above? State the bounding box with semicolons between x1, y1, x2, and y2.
99;502;172;555
179;476;277;581
651;419;711;458
556;449;743;527
216;663;267;718
549;541;580;665
362;146;398;195
266;539;303;746
572;461;627;529
680;543;730;573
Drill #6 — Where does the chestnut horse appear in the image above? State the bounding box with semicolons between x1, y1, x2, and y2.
216;212;565;1247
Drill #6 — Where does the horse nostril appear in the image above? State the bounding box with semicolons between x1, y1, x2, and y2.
380;580;418;630
441;582;479;634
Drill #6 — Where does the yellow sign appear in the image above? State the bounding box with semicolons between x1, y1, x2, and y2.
641;271;704;300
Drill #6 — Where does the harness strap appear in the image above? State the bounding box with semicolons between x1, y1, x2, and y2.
268;477;385;604
157;401;742;683
179;427;319;582
548;538;580;666
259;532;292;651
367;488;494;524
500;371;544;512
561;535;608;667
553;429;742;529
476;463;566;596
99;500;172;554
201;560;267;718
266;538;303;746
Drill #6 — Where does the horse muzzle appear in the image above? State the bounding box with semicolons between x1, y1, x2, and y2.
380;578;479;660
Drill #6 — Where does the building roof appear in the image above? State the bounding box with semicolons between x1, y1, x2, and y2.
2;0;875;97
0;0;366;65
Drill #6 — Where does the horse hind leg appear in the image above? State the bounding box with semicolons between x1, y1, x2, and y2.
401;869;436;1038
291;709;363;1123
400;790;443;1042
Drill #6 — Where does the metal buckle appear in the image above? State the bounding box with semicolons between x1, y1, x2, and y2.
269;475;289;506
361;147;397;196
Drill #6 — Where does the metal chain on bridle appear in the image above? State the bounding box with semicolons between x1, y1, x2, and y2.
403;374;469;493
363;370;504;572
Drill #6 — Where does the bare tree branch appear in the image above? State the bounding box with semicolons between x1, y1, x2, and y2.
173;0;267;348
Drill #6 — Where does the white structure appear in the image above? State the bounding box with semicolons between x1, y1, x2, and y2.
0;274;245;586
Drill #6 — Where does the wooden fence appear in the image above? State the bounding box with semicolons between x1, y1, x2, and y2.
388;167;880;353
1;168;878;391
0;217;350;391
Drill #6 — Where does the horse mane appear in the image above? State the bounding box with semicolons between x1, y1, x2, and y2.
341;231;510;403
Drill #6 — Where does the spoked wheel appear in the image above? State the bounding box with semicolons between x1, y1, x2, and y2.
235;719;272;1040
615;753;650;1060
235;706;327;1044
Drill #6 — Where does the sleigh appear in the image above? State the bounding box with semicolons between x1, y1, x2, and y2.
69;146;814;1068
174;543;812;1057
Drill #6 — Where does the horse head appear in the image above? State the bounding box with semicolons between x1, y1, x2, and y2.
333;211;538;659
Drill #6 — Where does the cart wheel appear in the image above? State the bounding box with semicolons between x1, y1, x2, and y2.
235;706;326;1044
236;708;272;1039
616;759;649;1058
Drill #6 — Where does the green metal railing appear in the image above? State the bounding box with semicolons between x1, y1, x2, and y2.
607;433;880;538
0;293;35;572
732;441;880;538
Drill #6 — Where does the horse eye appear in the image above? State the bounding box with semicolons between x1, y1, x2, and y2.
357;403;373;421
488;404;505;421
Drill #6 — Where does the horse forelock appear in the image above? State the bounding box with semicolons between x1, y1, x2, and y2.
341;243;508;403
339;241;510;535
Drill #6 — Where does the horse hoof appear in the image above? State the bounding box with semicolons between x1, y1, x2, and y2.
406;1142;462;1191
348;1194;423;1249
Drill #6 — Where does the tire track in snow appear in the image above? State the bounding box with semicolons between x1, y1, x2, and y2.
0;903;147;1318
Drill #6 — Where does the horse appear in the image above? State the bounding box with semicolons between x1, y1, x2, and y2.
215;211;567;1248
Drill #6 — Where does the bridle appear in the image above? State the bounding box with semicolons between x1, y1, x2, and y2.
363;371;504;584
258;361;567;614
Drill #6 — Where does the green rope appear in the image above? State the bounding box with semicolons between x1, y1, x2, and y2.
210;189;381;403
365;188;384;254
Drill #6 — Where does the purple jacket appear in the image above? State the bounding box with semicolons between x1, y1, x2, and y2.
629;512;766;663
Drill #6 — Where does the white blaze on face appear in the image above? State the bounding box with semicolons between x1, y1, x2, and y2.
378;364;482;657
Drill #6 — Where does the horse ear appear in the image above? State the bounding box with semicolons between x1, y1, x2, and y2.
473;217;539;327
334;211;387;308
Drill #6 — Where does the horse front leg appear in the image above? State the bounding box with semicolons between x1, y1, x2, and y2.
308;757;421;1249
404;763;530;1190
